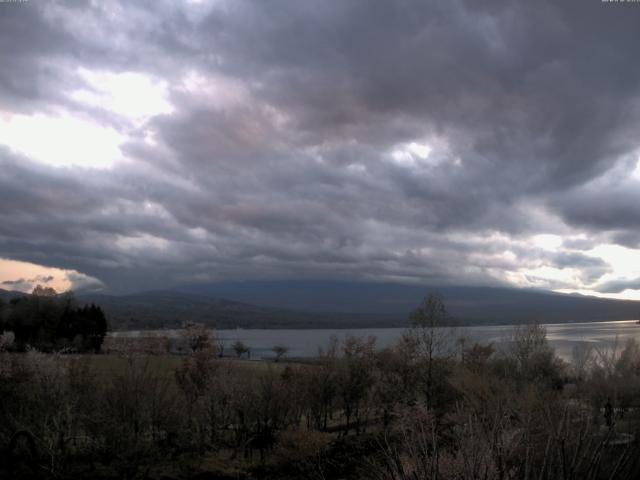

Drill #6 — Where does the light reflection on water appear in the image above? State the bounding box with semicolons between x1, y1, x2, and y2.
109;320;640;361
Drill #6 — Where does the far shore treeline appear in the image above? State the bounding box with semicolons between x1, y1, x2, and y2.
0;285;107;353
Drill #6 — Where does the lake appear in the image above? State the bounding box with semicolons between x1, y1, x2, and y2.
109;320;640;361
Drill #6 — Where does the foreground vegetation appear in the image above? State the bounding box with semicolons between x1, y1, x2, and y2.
2;295;640;479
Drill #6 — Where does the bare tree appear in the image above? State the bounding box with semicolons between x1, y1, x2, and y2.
181;322;213;352
232;340;250;359
409;294;458;406
339;335;377;435
272;344;289;362
0;330;15;351
504;323;563;386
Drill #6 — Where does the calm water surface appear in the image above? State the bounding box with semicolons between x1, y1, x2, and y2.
110;320;640;361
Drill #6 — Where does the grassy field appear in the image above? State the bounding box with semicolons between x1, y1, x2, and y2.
53;352;290;382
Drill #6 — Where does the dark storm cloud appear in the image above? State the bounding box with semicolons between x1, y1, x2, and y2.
2;278;27;287
556;184;640;232
1;0;640;293
550;252;612;284
597;278;640;295
0;2;75;111
192;1;640;187
34;275;55;284
1;275;53;291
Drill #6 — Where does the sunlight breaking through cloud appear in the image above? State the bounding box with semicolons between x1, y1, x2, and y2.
0;112;124;168
72;68;173;125
0;258;104;293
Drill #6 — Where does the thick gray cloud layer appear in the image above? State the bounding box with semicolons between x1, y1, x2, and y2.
1;0;640;293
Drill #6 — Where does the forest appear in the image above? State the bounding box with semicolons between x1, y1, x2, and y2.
0;286;107;353
1;295;640;479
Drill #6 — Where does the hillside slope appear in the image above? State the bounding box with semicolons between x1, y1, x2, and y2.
77;290;400;330
4;283;640;330
179;281;640;325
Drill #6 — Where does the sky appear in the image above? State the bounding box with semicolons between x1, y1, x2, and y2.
1;0;640;298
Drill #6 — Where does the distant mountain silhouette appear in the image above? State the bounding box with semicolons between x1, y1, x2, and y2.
76;289;401;330
3;282;640;330
0;288;26;299
178;281;640;324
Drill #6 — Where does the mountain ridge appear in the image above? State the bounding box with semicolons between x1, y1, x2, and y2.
3;283;640;330
177;280;640;321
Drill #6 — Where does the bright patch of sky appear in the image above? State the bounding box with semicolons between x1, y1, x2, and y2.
532;234;564;250
0;258;103;294
72;68;173;125
633;155;640;179
0;111;125;168
390;141;433;167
